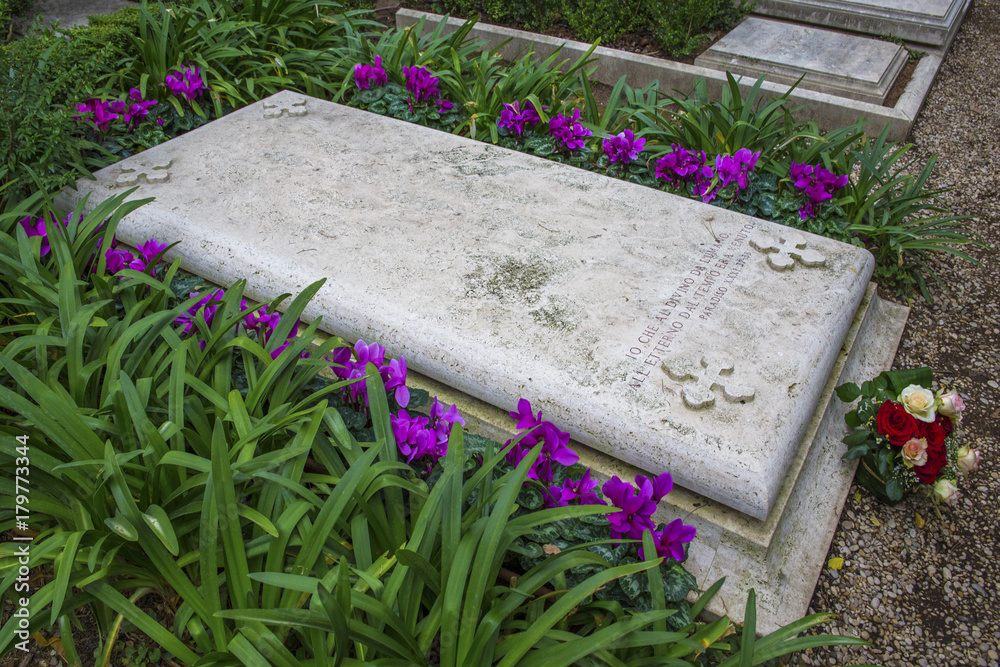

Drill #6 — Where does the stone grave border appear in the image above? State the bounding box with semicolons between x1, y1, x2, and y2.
397;8;942;142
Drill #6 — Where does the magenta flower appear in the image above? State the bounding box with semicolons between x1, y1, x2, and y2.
791;160;849;219
436;99;455;114
402;66;443;106
602;129;645;165
354;55;388;90
638;518;697;561
636;472;674;503
18;216;51;257
165;66;204;100
174;289;224;337
505;400;578;483
381;356;410;407
714;148;760;190
137;238;167;264
509;397;542;431
654;144;708;183
497;100;541;138
602;475;657;540
391;397;463;465
104;247;135;274
548;109;591;152
242;304;282;342
546;469;605;508
124;89;158;128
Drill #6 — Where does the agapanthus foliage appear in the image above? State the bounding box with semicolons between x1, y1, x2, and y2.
165;65;205;100
791;160;850;219
602;129;645;165
354;55;388;90
548;109;591;152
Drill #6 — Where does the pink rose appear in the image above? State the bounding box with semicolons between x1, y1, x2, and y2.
933;478;960;506
901;437;928;468
956;446;980;474
936;389;965;425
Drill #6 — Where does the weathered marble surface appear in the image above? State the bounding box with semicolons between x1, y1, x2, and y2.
695;18;908;105
752;0;971;47
58;91;875;519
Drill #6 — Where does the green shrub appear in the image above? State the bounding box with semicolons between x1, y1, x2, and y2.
0;23;111;211
562;0;648;44
66;6;144;65
0;0;32;39
649;0;753;56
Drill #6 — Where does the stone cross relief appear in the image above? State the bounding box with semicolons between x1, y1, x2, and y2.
263;95;308;119
661;355;756;410
749;231;826;272
115;159;172;186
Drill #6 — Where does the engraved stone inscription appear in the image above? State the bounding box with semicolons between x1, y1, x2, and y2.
625;221;756;389
263;95;308;118
750;231;827;271
661;355;756;410
116;159;172;186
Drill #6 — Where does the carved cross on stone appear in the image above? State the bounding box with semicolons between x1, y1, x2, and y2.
115;159;172;186
661;355;756;410
263;95;308;119
749;231;826;272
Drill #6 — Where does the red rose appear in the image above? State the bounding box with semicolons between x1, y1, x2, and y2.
875;401;919;447
919;417;949;450
914;442;947;484
937;413;954;436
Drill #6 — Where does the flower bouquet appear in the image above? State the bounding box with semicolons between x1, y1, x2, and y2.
836;368;979;508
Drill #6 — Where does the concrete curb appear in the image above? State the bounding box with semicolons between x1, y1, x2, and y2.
397;8;943;142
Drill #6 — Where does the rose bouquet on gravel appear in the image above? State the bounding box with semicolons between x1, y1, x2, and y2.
836;368;980;509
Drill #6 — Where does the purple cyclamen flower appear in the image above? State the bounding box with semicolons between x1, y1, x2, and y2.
509;397;542;431
636;472;674;503
124;90;158;128
402;66;443;106
391;397;464;465
504;400;578;483
137;238;167;264
174;289;224;337
638;517;697;561
436;99;455;115
602;475;658;540
548;109;592;152
18;216;51;257
104;247;135;274
714;148;760;191
243;304;282;342
165;66;205;101
602;129;645;165
497;100;541;138
791;160;850;219
654;144;708;183
381;356;410;407
354;55;388;90
546;469;605;508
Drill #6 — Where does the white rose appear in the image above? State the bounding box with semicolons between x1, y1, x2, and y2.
899;385;937;423
956;446;980;475
901;437;928;468
933;478;960;506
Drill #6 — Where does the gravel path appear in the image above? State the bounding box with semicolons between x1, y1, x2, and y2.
800;2;1000;665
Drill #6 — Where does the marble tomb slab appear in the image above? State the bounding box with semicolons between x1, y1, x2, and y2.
59;91;876;521
751;0;972;47
695;18;908;105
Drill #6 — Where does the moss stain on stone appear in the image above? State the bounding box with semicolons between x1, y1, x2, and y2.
464;255;556;305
